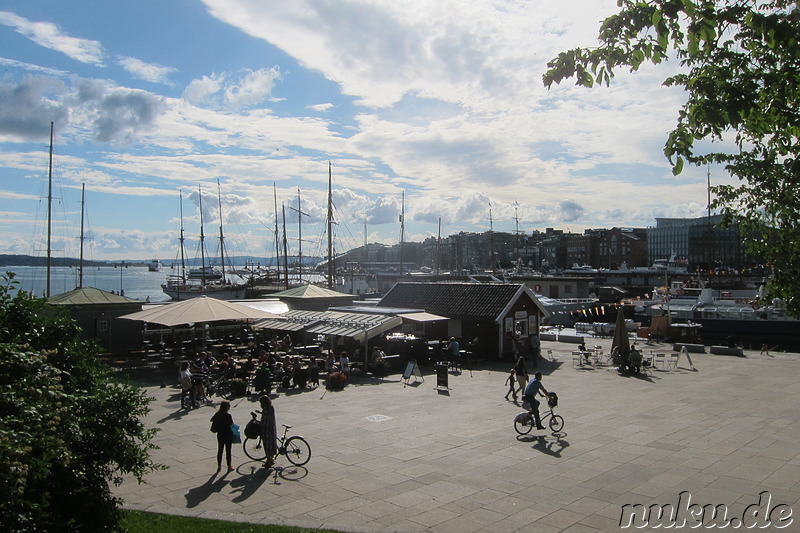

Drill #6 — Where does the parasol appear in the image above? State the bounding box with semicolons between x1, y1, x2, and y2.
118;296;280;327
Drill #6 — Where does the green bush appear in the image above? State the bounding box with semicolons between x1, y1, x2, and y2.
0;272;162;532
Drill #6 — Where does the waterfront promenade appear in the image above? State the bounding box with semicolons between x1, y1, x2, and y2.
116;339;800;532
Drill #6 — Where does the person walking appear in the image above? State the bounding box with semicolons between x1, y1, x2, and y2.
504;369;517;401
513;356;529;400
210;400;235;472
259;395;278;469
522;372;551;431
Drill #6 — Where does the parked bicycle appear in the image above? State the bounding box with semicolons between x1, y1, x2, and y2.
242;411;311;466
514;392;564;434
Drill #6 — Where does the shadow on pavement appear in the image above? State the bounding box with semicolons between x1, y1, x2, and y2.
184;471;231;508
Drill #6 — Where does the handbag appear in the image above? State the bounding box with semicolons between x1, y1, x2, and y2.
231;423;242;444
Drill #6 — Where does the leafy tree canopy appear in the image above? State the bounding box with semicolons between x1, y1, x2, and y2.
0;273;162;532
544;0;800;314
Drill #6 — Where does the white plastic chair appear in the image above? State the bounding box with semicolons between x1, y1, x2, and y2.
667;353;679;370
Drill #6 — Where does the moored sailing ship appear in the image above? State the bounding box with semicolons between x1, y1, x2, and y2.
162;182;246;301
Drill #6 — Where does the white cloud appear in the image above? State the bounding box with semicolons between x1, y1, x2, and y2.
182;68;281;110
0;11;104;65
307;103;334;112
118;56;177;84
224;67;282;109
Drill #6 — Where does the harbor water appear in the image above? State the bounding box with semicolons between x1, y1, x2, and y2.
3;265;174;302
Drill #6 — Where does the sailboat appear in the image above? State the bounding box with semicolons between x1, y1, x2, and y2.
161;182;246;300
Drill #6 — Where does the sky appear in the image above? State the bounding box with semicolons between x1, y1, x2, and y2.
0;0;735;263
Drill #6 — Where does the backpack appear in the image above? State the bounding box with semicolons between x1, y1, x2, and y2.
210;414;220;433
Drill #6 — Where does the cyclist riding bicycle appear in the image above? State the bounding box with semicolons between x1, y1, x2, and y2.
522;372;551;430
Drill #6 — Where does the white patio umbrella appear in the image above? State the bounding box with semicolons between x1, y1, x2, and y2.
119;296;280;327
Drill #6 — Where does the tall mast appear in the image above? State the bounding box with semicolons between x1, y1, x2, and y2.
282;203;289;289
399;191;405;275
327;162;334;289
179;190;186;280
217;179;227;284
296;188;302;282
489;201;495;272
273;183;280;280
437;217;441;275
198;185;207;285
46;121;53;298
288;188;308;283
78;183;85;288
514;202;521;273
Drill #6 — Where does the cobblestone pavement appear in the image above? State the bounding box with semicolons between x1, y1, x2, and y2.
116;339;800;532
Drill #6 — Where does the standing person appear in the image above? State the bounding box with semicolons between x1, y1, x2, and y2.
513;356;529;400
339;351;351;373
530;334;541;367
447;337;460;364
179;362;198;409
523;372;551;431
210;400;235;472
504;369;517;401
259;395;278;469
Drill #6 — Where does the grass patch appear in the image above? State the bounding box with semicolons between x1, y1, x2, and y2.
120;510;342;533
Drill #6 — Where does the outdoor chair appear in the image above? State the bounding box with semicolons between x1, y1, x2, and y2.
547;349;557;365
654;353;666;369
667;353;679;370
572;351;584;367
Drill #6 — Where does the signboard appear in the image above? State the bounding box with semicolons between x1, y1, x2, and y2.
402;360;423;385
435;363;449;390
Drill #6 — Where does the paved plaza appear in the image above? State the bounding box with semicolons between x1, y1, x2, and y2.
116;339;800;532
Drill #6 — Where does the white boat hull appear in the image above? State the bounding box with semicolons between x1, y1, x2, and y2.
161;283;246;301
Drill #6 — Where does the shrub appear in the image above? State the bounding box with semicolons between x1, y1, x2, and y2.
0;272;162;532
228;378;247;397
326;371;347;390
370;359;389;377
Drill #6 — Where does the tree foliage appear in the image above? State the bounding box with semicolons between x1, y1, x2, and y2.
544;0;800;314
0;273;162;532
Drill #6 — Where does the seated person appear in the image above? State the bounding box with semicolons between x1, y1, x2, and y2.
629;348;643;373
307;357;320;387
253;361;272;394
293;359;308;388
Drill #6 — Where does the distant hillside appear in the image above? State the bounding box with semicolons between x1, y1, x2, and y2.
0;255;112;267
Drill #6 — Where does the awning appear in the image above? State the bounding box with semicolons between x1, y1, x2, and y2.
254;309;402;340
398;312;448;323
252;318;309;332
306;315;402;340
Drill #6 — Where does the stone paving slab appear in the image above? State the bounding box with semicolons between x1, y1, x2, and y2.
116;339;800;531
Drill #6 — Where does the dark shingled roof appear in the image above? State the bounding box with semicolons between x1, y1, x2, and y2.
378;282;526;320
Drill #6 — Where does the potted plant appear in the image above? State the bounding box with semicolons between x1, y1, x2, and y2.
228;378;247;397
326;371;347;390
370;359;389;377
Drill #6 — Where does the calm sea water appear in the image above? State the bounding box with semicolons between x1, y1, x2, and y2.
3;265;174;302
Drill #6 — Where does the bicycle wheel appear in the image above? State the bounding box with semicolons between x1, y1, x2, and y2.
243;436;268;461
283;436;311;466
216;380;234;399
549;414;564;432
514;413;534;435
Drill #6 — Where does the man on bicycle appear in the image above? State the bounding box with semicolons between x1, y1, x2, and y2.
523;372;550;430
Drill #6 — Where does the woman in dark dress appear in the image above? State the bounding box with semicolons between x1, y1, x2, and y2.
210;400;235;472
259;395;278;468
